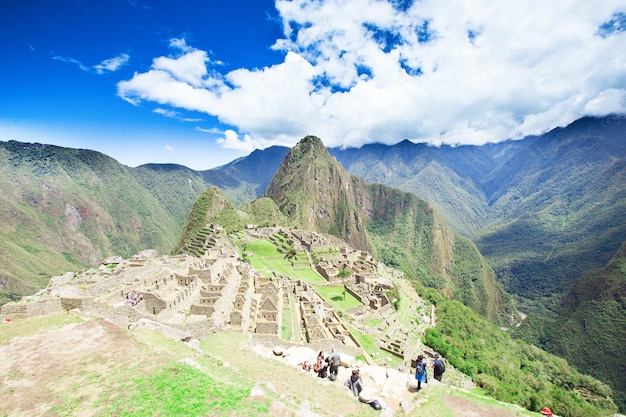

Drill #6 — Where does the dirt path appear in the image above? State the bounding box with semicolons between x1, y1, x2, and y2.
0;318;145;417
440;393;523;417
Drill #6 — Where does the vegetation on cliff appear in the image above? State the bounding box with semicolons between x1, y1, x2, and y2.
422;292;617;417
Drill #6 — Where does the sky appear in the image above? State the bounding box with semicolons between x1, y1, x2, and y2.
1;0;625;170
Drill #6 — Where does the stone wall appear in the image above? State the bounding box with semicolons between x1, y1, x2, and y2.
1;298;64;320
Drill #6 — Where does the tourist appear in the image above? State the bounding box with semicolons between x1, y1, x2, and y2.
315;351;327;378
432;352;445;381
302;360;312;372
344;369;363;396
328;347;340;381
415;354;427;390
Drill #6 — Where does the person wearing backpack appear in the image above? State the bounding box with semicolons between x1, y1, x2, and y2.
415;354;427;391
327;347;340;381
433;352;446;382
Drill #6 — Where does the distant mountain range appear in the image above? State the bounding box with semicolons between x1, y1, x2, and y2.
0;115;624;410
204;115;626;315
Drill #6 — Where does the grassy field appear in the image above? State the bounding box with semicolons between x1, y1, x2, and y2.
313;285;363;313
237;238;325;283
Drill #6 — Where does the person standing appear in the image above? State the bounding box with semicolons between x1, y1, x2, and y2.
415;354;427;390
344;369;363;396
433;352;445;381
328;347;340;381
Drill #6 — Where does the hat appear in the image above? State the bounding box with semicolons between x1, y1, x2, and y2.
540;407;553;416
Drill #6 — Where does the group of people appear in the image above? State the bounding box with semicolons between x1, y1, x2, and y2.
414;352;446;390
124;290;143;306
301;348;342;381
301;349;382;410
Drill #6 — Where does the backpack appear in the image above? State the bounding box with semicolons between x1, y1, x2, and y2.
415;361;425;376
434;359;445;374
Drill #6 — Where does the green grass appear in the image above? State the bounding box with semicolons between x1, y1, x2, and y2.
362;318;382;327
347;325;402;367
313;285;363;313
0;314;83;343
102;363;268;417
282;308;293;341
237;238;325;283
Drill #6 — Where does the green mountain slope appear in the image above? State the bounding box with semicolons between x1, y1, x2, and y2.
547;243;626;411
475;117;626;310
264;135;373;252
0;141;183;304
264;136;515;325
331;116;626;314
426;296;617;417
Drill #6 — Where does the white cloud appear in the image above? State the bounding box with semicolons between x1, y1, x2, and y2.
153;107;202;122
583;89;626;115
53;55;89;72
216;129;257;152
117;0;626;150
94;53;130;74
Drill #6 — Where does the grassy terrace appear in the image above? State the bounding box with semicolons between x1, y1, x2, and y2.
234;238;324;283
311;285;362;314
347;324;403;367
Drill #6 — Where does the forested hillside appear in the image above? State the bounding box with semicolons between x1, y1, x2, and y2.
546;243;626;410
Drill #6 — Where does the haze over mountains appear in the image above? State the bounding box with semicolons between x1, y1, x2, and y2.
0;114;624;410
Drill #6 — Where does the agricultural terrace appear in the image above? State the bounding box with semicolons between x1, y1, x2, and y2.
234;238;324;283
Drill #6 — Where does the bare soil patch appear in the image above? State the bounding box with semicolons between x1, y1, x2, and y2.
441;393;523;417
0;318;144;417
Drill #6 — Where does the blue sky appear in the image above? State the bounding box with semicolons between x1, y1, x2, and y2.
1;0;625;170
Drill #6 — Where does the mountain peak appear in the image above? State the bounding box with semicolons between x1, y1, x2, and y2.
264;136;371;251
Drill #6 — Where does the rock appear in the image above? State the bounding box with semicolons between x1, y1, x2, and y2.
296;400;322;417
362;365;388;386
399;399;415;414
180;357;201;370
47;272;76;287
269;401;290;417
135;249;157;260
102;256;123;265
282;346;317;367
250;384;266;398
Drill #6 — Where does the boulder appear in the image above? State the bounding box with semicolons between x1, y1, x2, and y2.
102;256;123;265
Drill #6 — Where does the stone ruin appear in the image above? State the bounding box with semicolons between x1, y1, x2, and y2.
1;224;431;366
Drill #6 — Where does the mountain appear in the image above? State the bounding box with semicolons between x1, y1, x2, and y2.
0;142;290;305
473;116;626;310
200;145;290;206
264;136;515;325
331;116;626;314
547;242;626;411
196;116;625;316
0;141;191;304
264;136;372;252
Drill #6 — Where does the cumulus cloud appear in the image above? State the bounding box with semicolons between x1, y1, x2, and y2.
117;0;626;150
